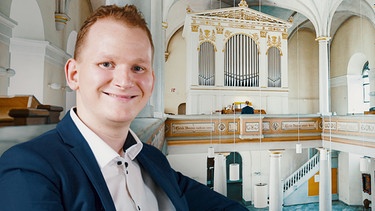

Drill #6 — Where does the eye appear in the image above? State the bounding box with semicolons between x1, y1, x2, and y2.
99;62;114;69
132;65;145;72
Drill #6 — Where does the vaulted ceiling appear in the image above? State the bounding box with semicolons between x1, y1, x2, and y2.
88;0;374;39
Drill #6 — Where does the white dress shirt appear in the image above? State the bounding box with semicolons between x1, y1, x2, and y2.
70;108;175;211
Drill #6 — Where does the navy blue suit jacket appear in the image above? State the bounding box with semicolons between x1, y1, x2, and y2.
0;112;247;211
241;106;254;114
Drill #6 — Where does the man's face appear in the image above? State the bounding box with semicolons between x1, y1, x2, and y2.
66;18;154;127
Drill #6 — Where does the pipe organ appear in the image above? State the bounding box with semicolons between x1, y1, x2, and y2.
183;0;291;114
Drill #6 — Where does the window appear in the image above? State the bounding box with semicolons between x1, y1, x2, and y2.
362;61;370;104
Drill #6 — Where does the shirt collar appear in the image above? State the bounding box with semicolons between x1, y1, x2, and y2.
69;107;143;168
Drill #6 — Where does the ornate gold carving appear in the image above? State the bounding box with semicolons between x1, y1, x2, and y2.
282;32;288;39
162;22;168;29
186;6;192;13
267;35;283;56
252;33;259;42
191;16;289;33
197;29;217;52
199;29;216;42
191;20;199;32
238;0;248;8
197;41;217;52
216;23;224;34
198;9;288;25
267;35;281;48
223;32;260;54
260;30;267;38
224;30;232;39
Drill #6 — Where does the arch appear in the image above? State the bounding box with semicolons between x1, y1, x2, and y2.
224;33;260;54
165;1;189;46
178;103;186;115
346;53;369;113
224;34;260;87
10;0;44;40
347;53;367;75
198;41;215;86
267;47;281;87
226;152;243;202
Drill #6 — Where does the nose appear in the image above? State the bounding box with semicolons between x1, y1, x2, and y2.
113;67;134;89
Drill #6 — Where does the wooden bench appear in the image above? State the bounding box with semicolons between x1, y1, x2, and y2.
0;95;63;127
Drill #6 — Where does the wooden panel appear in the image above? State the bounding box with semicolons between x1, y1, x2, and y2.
308;168;337;196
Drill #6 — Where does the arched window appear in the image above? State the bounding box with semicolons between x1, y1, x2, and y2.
198;42;215;86
224;34;259;87
268;47;281;87
362;61;370;104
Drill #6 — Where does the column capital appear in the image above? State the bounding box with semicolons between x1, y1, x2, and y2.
317;147;330;160
268;149;285;155
162;21;168;29
315;36;331;42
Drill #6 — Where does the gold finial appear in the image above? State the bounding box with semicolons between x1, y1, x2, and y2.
238;0;248;8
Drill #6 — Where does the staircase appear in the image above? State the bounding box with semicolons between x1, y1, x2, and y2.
283;153;320;198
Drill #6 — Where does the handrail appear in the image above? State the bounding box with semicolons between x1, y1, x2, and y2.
283;153;320;195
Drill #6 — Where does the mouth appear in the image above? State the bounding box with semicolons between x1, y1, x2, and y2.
103;92;137;99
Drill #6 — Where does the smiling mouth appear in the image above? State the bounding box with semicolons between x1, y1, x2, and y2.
103;92;137;99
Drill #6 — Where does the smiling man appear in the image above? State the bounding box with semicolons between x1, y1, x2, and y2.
0;4;247;211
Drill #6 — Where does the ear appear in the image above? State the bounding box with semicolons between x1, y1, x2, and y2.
65;58;79;91
151;69;155;93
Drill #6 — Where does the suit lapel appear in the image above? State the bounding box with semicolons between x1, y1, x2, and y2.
137;147;188;211
57;113;116;211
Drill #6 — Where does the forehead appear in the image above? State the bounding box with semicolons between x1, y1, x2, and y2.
81;18;152;57
88;18;144;39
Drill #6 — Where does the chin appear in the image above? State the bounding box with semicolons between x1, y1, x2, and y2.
109;111;137;122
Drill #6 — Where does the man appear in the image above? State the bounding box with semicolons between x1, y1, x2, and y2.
241;101;254;114
0;5;247;211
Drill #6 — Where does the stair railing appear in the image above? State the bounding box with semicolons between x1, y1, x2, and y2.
283;153;320;196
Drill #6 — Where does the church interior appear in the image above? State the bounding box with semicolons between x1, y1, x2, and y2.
1;0;375;210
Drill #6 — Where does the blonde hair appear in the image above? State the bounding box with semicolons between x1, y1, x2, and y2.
74;5;154;60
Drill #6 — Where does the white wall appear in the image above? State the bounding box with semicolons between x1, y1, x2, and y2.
164;28;186;114
338;152;363;205
167;153;207;184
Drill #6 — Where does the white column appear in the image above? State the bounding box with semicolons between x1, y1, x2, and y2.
213;153;227;196
0;68;16;95
149;0;164;116
317;37;331;115
268;149;284;211
318;148;332;211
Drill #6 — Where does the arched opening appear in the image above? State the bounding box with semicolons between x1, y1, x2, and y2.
226;152;243;203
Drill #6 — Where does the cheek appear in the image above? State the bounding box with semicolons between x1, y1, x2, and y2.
138;75;155;93
80;70;110;86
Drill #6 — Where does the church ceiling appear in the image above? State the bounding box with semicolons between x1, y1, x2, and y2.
88;0;374;38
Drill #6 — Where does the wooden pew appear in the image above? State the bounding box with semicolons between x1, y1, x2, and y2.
0;95;63;127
